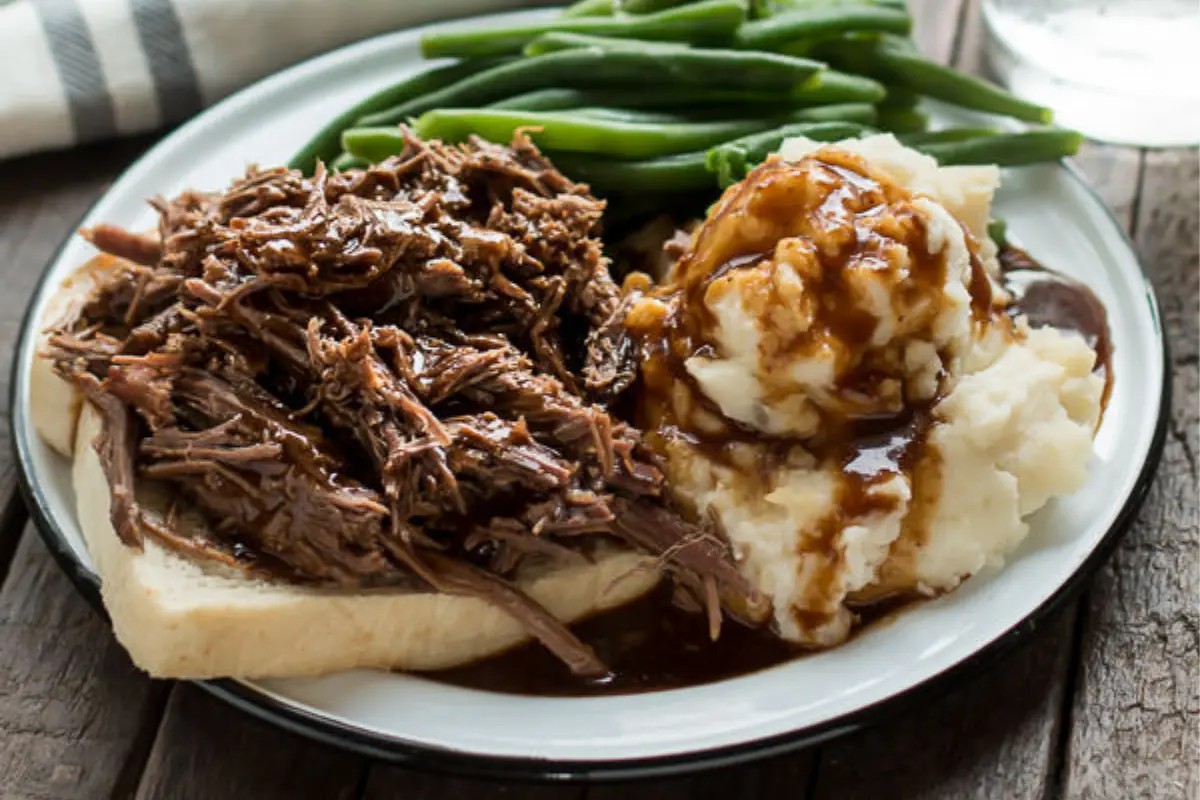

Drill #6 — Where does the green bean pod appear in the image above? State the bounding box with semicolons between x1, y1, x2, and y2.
913;129;1084;166
490;83;880;112
572;107;687;124
287;58;503;174
562;0;614;16
489;88;589;111
790;102;877;124
912;128;1084;166
521;101;874;127
736;5;911;49
622;0;698;12
822;39;1053;123
987;218;1009;248
355;45;822;128
522;30;705;56
422;0;747;59
548;150;715;192
878;84;920;109
792;68;886;103
405;109;776;158
900;127;1003;146
329;153;370;172
759;0;907;14
546;120;867;193
707;120;867;185
875;106;929;134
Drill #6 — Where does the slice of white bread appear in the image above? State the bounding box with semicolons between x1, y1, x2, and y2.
34;260;660;679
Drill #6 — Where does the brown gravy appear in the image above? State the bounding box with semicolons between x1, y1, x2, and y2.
425;244;1113;697
1000;246;1114;416
433;582;922;696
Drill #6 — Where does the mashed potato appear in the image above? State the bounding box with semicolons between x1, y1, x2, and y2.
629;135;1104;647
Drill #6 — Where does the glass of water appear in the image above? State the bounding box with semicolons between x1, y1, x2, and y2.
982;0;1200;146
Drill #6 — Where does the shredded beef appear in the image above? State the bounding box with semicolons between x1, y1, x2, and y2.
46;131;761;675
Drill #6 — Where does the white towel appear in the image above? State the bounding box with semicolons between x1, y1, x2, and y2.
0;0;556;161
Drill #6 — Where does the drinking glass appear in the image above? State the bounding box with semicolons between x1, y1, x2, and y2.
982;0;1200;146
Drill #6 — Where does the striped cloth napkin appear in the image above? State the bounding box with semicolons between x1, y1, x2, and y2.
0;0;555;162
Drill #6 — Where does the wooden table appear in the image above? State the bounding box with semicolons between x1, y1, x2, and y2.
1;3;1195;798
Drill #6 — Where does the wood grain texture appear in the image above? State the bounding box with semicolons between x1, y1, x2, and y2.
0;139;152;579
134;685;365;800
909;0;967;64
585;752;815;800
1063;148;1199;800
0;527;166;800
813;610;1074;800
364;770;583;800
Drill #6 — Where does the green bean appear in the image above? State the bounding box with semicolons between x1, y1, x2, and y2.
530;38;888;104
407;104;874;160
736;5;911;49
287;59;503;174
402;109;776;158
562;0;614;16
547;150;715;192
574;102;875;127
760;0;906;13
489;88;586;111
421;0;746;59
707;120;867;185
790;102;877;124
563;0;696;15
490;87;769;111
878;84;919;109
522;31;700;56
822;39;1053;123
489;83;881;112
329;153;369;172
900;127;1003;146
622;0;698;11
545;120;867;193
987;218;1009;248
355;45;822;127
875;106;928;133
913;129;1083;166
573;107;687;124
792;68;886;103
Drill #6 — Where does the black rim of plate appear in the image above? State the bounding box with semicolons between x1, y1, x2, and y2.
4;31;1172;780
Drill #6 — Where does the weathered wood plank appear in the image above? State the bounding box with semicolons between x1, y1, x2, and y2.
0;526;167;800
584;752;815;800
813;610;1074;800
1063;147;1199;800
0;141;166;800
909;0;967;65
364;769;584;800
954;0;985;76
134;685;365;800
0;140;151;579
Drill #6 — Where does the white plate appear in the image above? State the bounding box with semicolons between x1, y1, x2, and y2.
10;9;1169;781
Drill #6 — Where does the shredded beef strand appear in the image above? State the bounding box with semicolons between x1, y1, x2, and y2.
82;224;162;266
45;132;765;674
420;551;607;678
78;375;143;548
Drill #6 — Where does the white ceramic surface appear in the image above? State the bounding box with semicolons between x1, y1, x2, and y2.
11;9;1167;775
